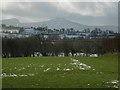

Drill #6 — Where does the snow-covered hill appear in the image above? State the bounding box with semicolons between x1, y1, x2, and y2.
1;18;118;32
1;18;21;26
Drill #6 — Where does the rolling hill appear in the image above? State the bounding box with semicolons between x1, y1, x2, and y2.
1;18;118;32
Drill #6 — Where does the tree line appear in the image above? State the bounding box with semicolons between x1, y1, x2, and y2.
2;34;119;58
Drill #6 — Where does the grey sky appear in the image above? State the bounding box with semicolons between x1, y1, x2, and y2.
1;2;118;26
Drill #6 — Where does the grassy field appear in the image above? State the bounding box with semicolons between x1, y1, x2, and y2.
2;54;118;88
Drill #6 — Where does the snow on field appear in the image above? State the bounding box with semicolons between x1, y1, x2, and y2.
70;58;92;70
0;73;35;78
2;58;96;78
56;67;60;71
106;80;119;88
43;68;51;72
41;65;44;68
42;58;94;72
63;68;71;71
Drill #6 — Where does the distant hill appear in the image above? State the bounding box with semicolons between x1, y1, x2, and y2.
1;18;21;26
1;18;118;32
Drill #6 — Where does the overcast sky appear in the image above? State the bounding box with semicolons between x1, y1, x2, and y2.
1;1;118;26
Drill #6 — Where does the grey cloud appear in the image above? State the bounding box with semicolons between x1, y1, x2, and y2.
2;2;118;26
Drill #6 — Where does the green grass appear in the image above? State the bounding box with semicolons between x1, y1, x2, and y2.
2;54;118;88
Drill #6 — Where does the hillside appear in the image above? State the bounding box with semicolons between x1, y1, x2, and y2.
1;18;118;32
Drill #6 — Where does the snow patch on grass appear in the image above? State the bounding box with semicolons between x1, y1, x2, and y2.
1;73;35;78
70;58;92;70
